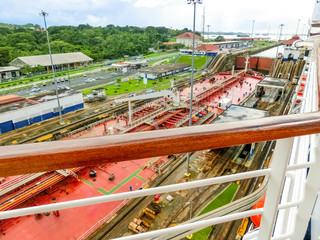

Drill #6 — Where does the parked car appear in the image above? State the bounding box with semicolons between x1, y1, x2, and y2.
31;87;41;92
111;72;118;76
83;74;87;77
85;78;96;83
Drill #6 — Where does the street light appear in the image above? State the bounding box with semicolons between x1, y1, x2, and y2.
186;0;203;175
273;24;285;77
251;20;255;40
39;10;64;125
296;19;301;35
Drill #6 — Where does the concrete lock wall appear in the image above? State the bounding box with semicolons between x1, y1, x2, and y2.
0;93;83;134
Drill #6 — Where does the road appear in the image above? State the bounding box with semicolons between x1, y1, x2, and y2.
7;69;137;97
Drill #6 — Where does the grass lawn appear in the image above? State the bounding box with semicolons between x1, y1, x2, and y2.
81;75;184;96
191;183;239;240
250;41;275;51
176;55;207;69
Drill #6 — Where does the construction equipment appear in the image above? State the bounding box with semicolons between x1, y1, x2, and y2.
128;202;161;234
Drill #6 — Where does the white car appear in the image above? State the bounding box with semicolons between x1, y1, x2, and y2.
31;87;41;92
85;78;96;83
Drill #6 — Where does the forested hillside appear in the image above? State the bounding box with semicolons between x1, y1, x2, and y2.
0;23;190;66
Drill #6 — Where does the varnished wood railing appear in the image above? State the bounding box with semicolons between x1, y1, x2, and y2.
317;45;320;110
0;112;320;177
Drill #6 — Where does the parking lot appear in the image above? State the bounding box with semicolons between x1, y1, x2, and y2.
7;69;137;97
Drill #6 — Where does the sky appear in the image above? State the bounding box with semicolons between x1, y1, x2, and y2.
0;0;316;35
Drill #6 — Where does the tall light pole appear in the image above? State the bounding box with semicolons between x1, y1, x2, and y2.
279;24;285;41
275;24;284;58
251;20;255;40
186;0;203;175
207;24;211;40
39;10;64;124
273;24;285;77
296;19;301;35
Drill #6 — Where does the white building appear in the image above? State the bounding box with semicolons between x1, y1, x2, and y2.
175;32;202;47
139;63;190;80
0;66;20;82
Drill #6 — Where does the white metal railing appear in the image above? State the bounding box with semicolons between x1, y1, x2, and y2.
0;47;319;240
77;199;129;240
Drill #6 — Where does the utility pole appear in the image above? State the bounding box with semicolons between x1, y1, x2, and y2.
202;4;205;39
186;0;203;175
251;20;255;40
39;10;64;124
296;19;301;35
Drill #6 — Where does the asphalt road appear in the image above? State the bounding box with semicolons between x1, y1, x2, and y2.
9;69;137;97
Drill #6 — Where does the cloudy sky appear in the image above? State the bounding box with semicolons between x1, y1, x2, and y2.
0;0;316;35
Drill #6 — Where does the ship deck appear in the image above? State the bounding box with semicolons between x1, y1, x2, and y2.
0;72;263;239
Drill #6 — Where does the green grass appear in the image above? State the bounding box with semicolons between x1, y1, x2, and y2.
191;183;239;240
143;52;166;59
81;76;183;96
176;55;207;69
250;41;275;51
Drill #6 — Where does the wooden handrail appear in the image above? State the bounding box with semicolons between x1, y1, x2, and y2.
0;112;320;177
317;44;320;110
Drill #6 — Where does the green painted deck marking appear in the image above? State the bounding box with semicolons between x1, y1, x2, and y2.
97;188;109;195
96;158;158;195
135;174;147;182
108;169;142;194
81;179;95;187
149;157;159;164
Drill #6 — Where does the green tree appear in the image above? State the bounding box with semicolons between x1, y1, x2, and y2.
0;47;11;66
214;36;225;42
21;65;33;75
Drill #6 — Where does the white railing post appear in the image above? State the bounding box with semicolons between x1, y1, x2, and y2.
292;134;320;240
258;138;294;239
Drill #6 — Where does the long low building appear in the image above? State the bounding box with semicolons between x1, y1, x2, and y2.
138;63;190;80
0;66;20;82
9;52;93;72
0;92;84;134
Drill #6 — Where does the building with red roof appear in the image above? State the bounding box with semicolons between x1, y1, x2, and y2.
283;35;301;46
195;44;220;52
282;35;303;61
195;44;220;57
175;32;202;47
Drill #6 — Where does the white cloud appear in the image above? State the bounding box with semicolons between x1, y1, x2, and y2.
133;0;173;8
86;15;109;26
0;0;316;34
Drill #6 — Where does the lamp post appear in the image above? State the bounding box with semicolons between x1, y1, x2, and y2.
186;0;203;175
39;10;64;125
251;20;255;40
273;24;285;77
296;19;301;35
